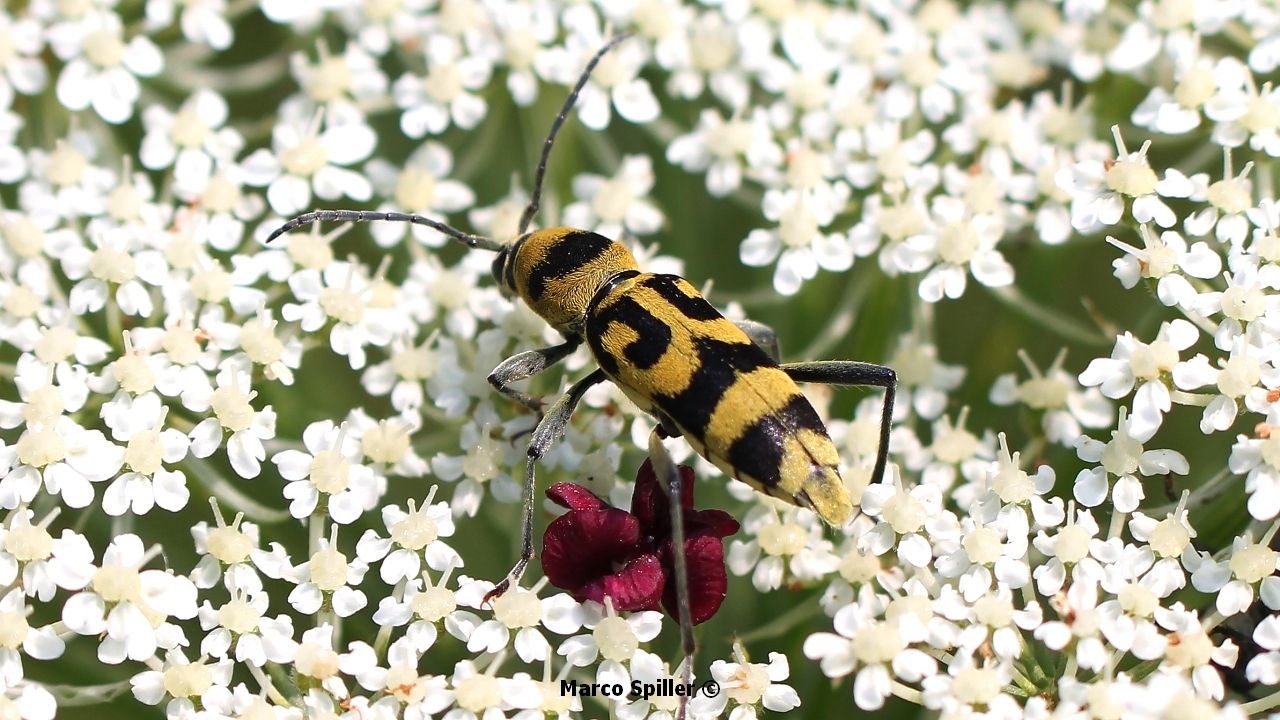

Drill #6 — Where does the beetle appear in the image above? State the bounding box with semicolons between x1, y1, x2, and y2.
266;35;896;600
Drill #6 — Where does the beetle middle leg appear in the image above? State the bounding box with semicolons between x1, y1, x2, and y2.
486;368;607;602
487;337;581;412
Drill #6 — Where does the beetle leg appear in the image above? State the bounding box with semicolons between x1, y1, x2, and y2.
487;368;607;603
733;319;781;362
487;337;581;412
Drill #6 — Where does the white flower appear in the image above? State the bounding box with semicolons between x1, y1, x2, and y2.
272;420;381;524
139;89;243;189
990;348;1112;446
563;155;664;241
689;648;800;719
1106;225;1222;309
803;602;937;710
666;108;781;197
61;534;198;664
393;34;491;137
187;366;277;479
1079;318;1200;442
364;142;475;248
355;487;460;583
1073;407;1188;513
739;183;854;296
50;12;162;123
241;106;375;216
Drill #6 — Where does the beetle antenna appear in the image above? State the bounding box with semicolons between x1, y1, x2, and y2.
264;209;506;252
517;33;634;236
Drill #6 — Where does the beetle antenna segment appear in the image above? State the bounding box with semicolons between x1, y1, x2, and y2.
517;33;634;236
263;209;505;251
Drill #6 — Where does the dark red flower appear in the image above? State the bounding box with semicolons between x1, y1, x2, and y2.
541;459;740;625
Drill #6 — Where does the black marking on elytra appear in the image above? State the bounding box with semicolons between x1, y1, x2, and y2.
727;415;786;490
588;295;672;370
656;335;773;438
525;230;614;300
727;394;829;491
644;275;723;322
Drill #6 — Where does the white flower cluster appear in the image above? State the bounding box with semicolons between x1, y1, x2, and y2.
0;0;1278;718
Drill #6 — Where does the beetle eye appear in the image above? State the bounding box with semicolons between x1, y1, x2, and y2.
491;250;512;295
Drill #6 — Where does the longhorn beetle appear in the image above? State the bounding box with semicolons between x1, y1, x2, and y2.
268;34;896;611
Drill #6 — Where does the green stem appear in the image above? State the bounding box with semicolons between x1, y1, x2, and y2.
1241;689;1280;716
987;285;1111;347
732;592;824;644
43;681;134;706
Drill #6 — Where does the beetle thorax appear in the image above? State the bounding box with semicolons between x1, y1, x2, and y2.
504;227;639;335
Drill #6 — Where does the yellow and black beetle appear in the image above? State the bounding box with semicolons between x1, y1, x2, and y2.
267;35;896;598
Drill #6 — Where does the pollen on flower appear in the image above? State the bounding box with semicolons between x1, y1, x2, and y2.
169;107;209;148
595;615;639;662
210;382;256;432
113;352;156;395
394;166;437;210
952;665;1001;705
1131;338;1177;379
838;549;881;583
1242;86;1280;134
758;521;808;557
389;500;438;550
35;326;76;363
777;200;820;250
491;588;541;629
47;142;87;187
190;266;232;303
124;429;165;475
361;420;411;465
216;597;263;634
901;50;942;88
1085;683;1125;720
1100;429;1141;477
1217;354;1261;398
240;319;284;366
3;216;43;259
3;286;38;320
1149;515;1191;558
281;137;329;177
391;342;437;381
1220;284;1265;322
92;564;142;603
963;527;1002;565
1105;135;1158;197
309;449;351;494
162;662;213;698
1117;582;1158;617
83;27;126;68
294;642;339;679
1207;178;1252;216
455;674;502;713
933;413;979;463
88;245;137;284
305;55;353;103
309;546;349;592
942;220;977;265
318;286;365;325
410;582;456;622
16;427;67;468
385;664;426;703
1052;524;1091;564
1017;375;1068;409
424;63;464;103
23;386;65;426
851;621;906;664
462;432;500;483
202;173;241;213
288;234;336;271
725;662;771;705
107;183;142;222
883;491;927;534
5;524;52;563
206;523;253;565
0;611;28;650
878;201;925;241
161;325;203;365
1164;628;1213;668
973;595;1013;627
1229;541;1278;583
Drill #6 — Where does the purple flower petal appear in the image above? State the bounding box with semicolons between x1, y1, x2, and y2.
580;553;665;613
547;482;608;511
541;508;641;590
661;533;730;625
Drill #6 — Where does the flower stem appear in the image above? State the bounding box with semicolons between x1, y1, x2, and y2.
987;285;1111;347
889;681;923;704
